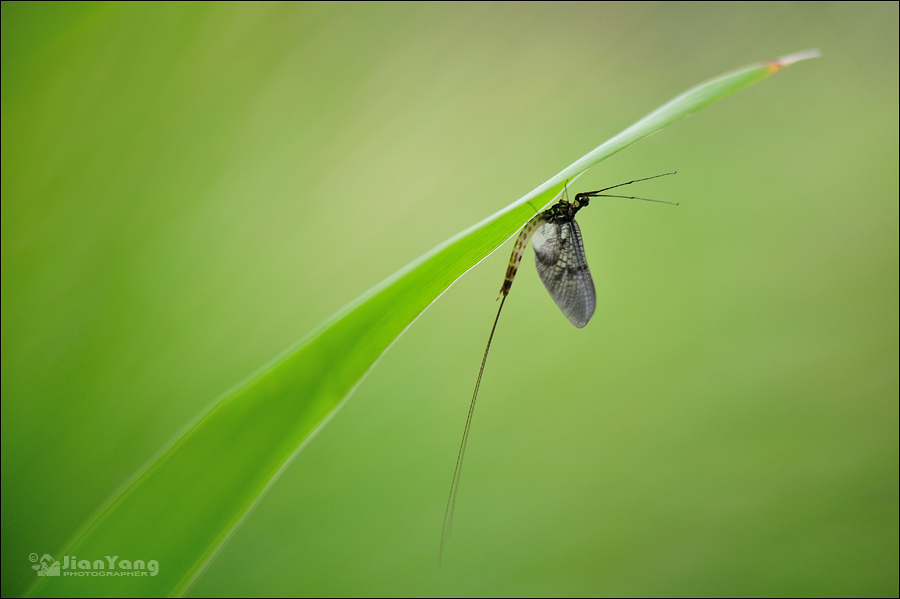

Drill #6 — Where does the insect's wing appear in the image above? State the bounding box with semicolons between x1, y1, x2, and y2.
532;220;596;328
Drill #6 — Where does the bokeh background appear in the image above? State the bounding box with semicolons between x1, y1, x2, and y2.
2;2;897;596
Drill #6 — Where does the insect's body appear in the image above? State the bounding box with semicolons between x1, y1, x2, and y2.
500;195;596;327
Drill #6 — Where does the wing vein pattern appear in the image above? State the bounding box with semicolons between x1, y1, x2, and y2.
532;219;596;328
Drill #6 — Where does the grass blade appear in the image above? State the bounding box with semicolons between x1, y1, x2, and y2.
27;50;817;598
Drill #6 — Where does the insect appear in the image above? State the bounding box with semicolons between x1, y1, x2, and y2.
440;172;677;558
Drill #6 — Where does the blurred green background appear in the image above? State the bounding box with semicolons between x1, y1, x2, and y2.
2;2;897;596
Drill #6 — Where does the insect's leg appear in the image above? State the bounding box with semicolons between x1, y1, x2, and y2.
498;215;544;299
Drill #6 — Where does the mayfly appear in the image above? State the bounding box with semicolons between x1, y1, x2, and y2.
440;172;678;558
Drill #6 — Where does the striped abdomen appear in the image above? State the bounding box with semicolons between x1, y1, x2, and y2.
498;213;547;299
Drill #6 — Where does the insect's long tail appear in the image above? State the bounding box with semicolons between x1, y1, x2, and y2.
440;294;507;563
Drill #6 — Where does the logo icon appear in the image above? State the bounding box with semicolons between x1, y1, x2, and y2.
31;554;60;576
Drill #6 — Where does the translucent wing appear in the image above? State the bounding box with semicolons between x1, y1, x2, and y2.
532;219;596;328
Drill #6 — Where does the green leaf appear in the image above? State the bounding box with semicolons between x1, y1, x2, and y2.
27;50;818;598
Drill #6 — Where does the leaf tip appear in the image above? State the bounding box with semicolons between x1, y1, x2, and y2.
765;49;821;73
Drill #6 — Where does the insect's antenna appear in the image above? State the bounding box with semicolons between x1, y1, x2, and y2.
441;294;508;563
582;171;677;196
588;194;679;206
